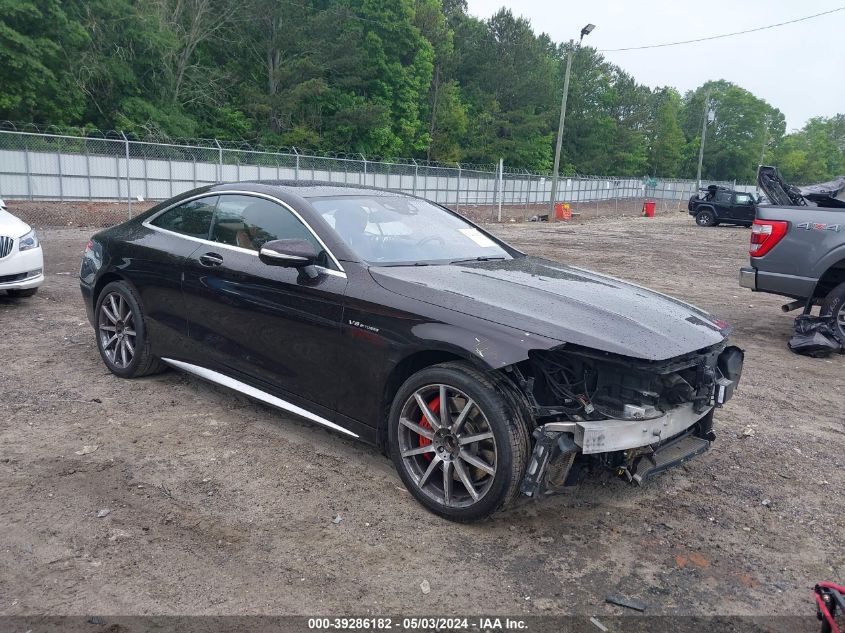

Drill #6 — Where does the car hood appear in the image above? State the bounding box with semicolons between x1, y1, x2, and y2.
0;208;31;237
370;256;728;361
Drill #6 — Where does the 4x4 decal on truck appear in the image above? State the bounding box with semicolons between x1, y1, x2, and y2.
796;222;840;232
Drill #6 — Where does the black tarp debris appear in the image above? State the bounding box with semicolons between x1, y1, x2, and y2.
787;314;843;357
605;594;647;612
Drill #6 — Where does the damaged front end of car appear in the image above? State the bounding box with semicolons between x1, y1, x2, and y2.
508;342;744;497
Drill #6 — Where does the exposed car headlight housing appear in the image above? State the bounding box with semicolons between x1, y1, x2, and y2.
19;229;39;251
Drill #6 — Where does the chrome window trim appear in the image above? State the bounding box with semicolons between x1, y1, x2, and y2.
142;190;346;273
161;358;359;438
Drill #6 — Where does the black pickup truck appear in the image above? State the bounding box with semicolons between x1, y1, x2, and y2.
688;185;758;227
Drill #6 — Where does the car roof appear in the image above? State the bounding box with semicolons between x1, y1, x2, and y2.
224;180;413;199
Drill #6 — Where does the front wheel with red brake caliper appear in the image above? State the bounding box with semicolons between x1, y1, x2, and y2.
387;361;530;522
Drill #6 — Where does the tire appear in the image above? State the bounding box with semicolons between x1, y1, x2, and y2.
820;281;845;344
388;361;530;522
695;209;716;227
6;288;37;297
95;281;166;378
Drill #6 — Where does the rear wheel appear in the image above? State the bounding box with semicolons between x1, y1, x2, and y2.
388;362;530;522
6;288;37;297
820;281;845;343
695;209;716;227
95;281;166;378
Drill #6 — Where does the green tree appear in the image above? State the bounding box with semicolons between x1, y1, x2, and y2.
772;117;845;183
648;88;685;177
453;9;556;170
680;80;785;181
0;0;88;123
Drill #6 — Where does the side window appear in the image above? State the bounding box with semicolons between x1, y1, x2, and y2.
150;196;217;239
211;195;330;266
715;191;731;203
734;193;752;205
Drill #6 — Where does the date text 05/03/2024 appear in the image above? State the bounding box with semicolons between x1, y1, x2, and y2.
306;617;528;630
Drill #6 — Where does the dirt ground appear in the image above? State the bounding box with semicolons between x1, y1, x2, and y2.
1;209;843;621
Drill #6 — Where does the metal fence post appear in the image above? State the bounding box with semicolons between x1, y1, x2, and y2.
293;147;299;181
615;180;619;215
455;163;461;211
121;132;132;218
24;136;33;200
85;139;92;201
523;171;529;219
114;142;122;202
141;143;149;200
412;159;418;196
497;159;503;222
361;154;367;186
56;142;64;202
214;139;223;182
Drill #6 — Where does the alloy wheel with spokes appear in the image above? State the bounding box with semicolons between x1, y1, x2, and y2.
94;281;165;378
98;291;137;368
389;362;530;521
398;383;497;509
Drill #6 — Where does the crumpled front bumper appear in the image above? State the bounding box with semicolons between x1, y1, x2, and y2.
520;345;743;496
546;402;710;455
521;409;714;496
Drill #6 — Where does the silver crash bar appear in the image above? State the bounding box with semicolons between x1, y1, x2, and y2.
542;403;711;454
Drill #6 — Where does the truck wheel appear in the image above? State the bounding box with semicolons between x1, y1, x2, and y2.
820;281;845;343
388;362;530;522
695;209;716;227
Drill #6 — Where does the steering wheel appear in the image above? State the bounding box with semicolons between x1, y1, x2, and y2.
416;235;446;248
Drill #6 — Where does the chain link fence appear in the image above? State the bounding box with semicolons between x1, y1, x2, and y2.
0;125;748;228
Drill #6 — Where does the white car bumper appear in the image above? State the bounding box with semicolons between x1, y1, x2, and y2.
0;245;45;291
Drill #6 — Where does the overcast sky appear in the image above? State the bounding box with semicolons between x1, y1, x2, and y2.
465;0;845;131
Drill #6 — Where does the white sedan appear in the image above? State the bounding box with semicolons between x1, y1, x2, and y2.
0;198;44;297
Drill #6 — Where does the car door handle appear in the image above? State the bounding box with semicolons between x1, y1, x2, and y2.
199;252;224;267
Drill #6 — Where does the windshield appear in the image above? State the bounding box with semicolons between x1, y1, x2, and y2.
310;195;513;265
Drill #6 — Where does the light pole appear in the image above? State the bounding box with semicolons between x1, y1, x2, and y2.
695;93;714;191
549;23;594;222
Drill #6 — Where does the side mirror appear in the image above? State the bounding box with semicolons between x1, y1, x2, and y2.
259;239;319;268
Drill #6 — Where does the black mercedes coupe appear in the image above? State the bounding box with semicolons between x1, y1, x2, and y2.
80;182;743;522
